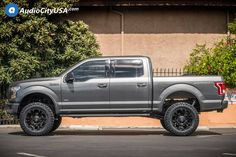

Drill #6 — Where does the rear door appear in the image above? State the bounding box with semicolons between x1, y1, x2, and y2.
109;58;150;113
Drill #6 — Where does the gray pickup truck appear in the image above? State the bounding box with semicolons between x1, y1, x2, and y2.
7;56;228;136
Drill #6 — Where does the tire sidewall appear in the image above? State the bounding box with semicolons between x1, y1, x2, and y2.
50;116;62;132
160;118;169;131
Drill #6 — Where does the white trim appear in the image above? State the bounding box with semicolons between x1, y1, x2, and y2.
17;152;45;157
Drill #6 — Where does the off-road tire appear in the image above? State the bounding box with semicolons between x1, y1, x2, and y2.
164;102;199;136
19;102;55;136
160;118;169;131
50;116;62;132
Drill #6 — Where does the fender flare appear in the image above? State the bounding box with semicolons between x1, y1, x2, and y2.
17;86;60;114
159;84;204;112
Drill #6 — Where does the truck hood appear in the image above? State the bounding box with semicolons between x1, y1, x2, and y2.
12;77;60;86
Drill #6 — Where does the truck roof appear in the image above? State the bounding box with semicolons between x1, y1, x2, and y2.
90;55;149;59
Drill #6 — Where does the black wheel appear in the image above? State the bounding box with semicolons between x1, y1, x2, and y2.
50;116;62;132
164;102;199;136
160;118;169;131
19;102;55;136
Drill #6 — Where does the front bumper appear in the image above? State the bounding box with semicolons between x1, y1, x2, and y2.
7;102;20;115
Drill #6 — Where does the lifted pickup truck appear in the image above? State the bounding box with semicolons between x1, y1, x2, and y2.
7;56;228;136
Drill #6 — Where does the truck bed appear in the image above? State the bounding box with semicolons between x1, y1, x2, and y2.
152;76;226;112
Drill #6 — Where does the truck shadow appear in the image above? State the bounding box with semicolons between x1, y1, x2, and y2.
9;130;222;136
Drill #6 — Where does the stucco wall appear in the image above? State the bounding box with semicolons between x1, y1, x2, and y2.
61;7;227;68
64;7;227;34
96;34;225;68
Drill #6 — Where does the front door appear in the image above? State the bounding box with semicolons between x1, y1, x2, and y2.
61;59;110;113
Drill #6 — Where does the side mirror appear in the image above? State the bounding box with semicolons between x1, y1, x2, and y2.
65;72;74;83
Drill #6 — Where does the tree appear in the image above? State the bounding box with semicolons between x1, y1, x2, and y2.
0;0;100;98
184;20;236;88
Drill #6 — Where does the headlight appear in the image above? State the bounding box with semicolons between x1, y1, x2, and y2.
10;86;21;100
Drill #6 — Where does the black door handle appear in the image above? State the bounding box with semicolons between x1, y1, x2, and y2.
137;82;147;87
97;83;107;88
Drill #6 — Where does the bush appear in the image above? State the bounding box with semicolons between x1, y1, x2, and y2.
0;1;101;122
0;99;12;120
185;20;236;88
0;1;100;99
184;40;236;88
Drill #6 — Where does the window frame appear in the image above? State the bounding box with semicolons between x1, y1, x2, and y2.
110;59;144;78
64;59;109;82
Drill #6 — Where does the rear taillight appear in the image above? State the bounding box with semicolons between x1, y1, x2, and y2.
215;82;226;95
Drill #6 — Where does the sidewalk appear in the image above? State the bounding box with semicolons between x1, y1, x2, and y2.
61;104;236;127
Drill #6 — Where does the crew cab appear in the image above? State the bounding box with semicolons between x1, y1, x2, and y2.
7;56;228;136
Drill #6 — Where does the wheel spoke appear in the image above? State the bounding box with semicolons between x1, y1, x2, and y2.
171;107;194;131
25;107;47;132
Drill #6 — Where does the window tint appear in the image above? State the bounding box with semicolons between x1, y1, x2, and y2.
72;60;107;81
112;59;144;78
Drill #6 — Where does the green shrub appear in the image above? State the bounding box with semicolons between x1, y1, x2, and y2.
0;99;12;120
0;1;100;99
0;1;101;122
184;40;236;88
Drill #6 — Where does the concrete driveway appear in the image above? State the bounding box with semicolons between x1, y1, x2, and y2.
0;128;236;157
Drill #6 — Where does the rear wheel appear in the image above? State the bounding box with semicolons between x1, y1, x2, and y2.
164;102;199;136
19;102;54;136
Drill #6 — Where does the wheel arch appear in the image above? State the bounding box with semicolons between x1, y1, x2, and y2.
159;84;204;112
17;86;60;116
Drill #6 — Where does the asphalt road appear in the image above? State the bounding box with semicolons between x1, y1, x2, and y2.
0;128;236;157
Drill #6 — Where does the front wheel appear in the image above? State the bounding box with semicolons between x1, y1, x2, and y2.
50;116;62;133
160;119;168;131
164;102;199;136
19;102;55;136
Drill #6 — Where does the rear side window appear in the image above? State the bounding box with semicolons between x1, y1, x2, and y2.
112;59;144;78
72;60;107;81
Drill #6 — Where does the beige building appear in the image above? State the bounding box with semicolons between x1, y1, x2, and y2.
62;0;236;68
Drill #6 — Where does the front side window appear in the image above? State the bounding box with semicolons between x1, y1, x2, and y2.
72;60;107;81
112;59;144;78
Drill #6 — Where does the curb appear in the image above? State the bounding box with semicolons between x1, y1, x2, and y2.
2;125;236;131
62;125;210;131
0;125;20;129
0;125;210;131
